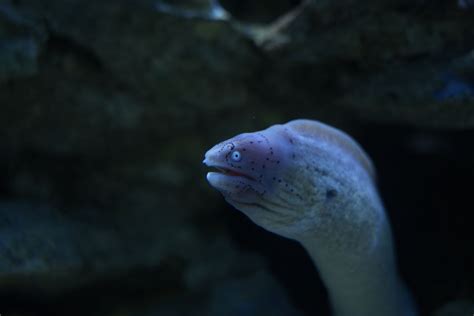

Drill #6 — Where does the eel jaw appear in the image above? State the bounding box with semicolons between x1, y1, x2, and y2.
207;166;255;181
203;157;257;193
204;163;255;183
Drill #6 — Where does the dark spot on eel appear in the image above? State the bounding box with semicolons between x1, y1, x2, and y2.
326;189;338;199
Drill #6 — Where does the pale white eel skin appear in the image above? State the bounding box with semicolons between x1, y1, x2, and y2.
203;119;417;316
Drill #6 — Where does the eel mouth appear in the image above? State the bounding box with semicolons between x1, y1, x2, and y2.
210;166;256;181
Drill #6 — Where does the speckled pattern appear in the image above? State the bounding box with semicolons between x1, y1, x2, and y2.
204;119;417;316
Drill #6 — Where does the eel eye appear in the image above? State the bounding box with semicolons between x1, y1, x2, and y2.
231;150;242;162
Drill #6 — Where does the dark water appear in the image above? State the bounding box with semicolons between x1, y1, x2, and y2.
1;0;473;315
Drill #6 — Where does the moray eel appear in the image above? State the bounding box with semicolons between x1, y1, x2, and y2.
203;119;417;316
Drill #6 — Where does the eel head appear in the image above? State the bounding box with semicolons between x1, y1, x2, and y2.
203;124;316;238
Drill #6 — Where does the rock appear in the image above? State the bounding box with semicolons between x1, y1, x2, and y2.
0;199;290;313
0;4;45;82
0;200;159;289
95;270;303;316
0;0;473;315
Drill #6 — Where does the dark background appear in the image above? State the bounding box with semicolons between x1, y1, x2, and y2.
1;0;473;315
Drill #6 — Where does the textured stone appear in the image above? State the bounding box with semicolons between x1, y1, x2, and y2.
0;0;473;315
0;3;45;82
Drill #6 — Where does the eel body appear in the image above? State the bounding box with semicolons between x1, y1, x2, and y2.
203;119;417;316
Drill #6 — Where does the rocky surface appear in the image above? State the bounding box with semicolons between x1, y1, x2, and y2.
0;0;473;315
